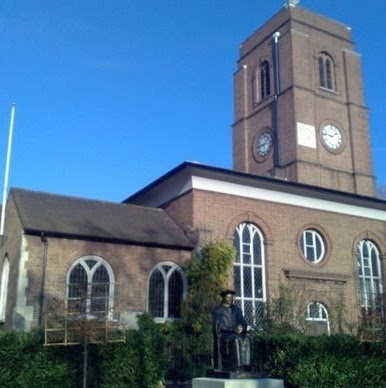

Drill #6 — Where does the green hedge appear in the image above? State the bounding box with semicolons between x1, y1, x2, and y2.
1;327;386;387
252;332;386;387
96;314;166;387
0;330;75;387
0;315;166;388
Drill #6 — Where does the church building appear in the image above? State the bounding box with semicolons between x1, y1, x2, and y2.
0;4;385;337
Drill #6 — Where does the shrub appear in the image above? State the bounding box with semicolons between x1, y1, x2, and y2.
1;326;386;386
251;333;386;387
291;353;386;387
251;332;311;382
97;314;166;387
172;241;235;380
0;330;75;387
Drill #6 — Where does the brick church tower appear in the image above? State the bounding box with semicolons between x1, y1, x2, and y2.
232;4;375;197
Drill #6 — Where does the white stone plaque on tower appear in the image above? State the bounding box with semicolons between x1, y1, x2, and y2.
297;122;316;149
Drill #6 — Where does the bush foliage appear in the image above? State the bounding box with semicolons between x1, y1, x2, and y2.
0;330;75;387
1;242;385;386
1;328;386;387
96;314;166;387
252;332;386;387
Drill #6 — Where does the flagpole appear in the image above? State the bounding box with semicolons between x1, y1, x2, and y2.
0;104;16;237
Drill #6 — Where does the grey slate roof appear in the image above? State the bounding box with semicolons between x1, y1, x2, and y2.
10;188;193;249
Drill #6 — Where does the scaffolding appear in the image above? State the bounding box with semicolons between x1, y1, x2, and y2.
358;293;385;343
44;311;125;346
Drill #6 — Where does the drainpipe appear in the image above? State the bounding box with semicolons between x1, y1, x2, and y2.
272;31;281;168
38;233;48;330
242;64;250;172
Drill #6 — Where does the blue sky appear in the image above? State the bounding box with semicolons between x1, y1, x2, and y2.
0;0;385;202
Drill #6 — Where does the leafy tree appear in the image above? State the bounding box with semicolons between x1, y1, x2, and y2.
180;241;235;333
172;240;235;375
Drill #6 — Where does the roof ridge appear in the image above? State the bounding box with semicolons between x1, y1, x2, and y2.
10;187;165;213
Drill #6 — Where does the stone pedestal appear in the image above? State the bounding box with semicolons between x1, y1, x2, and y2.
192;377;284;388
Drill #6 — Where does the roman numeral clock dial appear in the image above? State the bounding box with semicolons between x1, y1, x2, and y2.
253;131;273;162
321;124;343;152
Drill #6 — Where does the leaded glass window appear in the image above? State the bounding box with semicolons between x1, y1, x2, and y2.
306;302;330;335
148;263;186;321
358;240;382;308
233;223;266;327
67;256;114;317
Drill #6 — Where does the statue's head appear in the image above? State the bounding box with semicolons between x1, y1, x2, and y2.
220;289;235;306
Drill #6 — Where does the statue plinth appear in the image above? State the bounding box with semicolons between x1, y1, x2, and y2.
194;375;284;388
206;369;267;380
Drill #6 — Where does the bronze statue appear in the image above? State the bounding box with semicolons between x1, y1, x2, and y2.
212;290;251;371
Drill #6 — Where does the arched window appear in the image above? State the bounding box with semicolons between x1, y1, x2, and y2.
260;60;271;100
306;302;330;335
358;240;382;308
253;61;271;104
318;52;335;91
233;223;266;327
148;262;186;321
67;256;114;318
0;256;10;322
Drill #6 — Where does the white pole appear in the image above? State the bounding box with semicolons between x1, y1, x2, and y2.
0;104;16;236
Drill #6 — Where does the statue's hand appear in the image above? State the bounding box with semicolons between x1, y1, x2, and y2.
235;324;243;334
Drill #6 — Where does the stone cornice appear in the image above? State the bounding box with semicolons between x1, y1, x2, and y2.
283;268;351;284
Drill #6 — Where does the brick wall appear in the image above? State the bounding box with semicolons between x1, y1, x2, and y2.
0;202;192;331
174;187;386;331
232;5;375;195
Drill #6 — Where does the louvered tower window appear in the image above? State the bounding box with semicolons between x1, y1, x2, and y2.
260;60;271;99
318;52;335;91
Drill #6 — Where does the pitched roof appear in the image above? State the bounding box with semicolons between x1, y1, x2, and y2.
10;188;193;250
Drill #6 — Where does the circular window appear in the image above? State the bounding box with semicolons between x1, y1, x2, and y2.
300;229;325;263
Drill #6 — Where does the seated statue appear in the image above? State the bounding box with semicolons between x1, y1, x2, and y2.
212;289;251;371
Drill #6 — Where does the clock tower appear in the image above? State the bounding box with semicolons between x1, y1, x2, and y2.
232;4;375;196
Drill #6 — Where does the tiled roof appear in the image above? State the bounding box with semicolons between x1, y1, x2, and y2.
10;188;193;249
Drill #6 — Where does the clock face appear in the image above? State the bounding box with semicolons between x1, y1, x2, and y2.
321;124;342;150
256;132;273;157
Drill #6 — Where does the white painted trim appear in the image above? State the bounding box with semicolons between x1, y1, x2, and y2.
358;240;382;307
147;261;187;321
306;302;330;334
66;255;115;317
14;236;34;331
234;223;266;326
0;256;9;321
191;176;386;221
